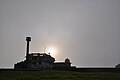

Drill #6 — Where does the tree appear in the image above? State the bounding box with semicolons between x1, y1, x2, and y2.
115;64;120;68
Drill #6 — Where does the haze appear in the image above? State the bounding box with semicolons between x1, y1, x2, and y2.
0;0;120;68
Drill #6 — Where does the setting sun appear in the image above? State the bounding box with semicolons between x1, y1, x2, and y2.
47;47;56;57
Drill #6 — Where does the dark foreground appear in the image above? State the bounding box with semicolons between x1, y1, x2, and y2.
0;70;120;80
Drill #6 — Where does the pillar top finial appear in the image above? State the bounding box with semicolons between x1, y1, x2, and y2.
26;37;31;41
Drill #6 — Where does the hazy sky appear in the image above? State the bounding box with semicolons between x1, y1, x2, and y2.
0;0;120;68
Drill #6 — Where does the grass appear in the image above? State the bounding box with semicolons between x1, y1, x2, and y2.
0;70;120;80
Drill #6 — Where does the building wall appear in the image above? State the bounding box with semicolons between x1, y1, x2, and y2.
14;53;72;70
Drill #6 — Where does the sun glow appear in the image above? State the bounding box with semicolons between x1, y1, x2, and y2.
47;47;57;57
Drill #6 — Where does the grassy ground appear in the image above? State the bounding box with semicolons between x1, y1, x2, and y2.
0;70;120;80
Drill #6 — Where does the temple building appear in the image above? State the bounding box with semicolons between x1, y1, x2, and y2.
14;37;72;70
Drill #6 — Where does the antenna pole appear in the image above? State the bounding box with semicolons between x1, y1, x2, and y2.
44;47;46;52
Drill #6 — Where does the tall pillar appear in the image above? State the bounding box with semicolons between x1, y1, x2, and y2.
26;37;31;58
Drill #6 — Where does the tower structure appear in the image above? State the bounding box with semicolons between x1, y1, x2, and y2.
14;37;73;70
26;37;31;58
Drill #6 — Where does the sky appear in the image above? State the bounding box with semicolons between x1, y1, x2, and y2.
0;0;120;68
